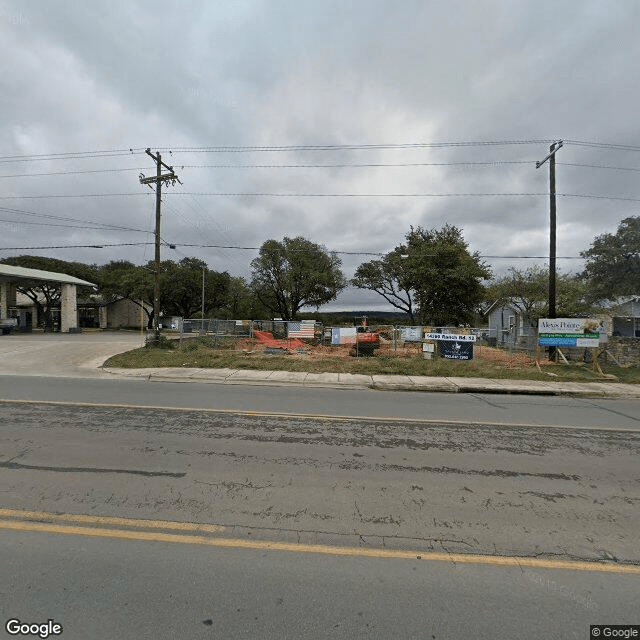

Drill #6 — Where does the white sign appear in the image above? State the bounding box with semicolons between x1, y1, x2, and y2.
400;326;423;342
538;318;604;347
424;333;476;342
538;318;600;334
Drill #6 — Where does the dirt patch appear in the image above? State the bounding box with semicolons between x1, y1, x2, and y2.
235;337;543;367
474;345;547;368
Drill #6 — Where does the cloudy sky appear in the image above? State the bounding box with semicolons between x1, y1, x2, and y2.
1;0;639;310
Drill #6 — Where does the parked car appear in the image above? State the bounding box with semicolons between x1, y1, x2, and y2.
0;318;18;335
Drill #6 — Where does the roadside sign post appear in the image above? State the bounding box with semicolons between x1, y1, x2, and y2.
538;318;603;365
424;332;476;360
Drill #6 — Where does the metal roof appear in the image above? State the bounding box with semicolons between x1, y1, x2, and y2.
0;264;96;287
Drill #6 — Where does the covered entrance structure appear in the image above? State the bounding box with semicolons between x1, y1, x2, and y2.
0;264;96;333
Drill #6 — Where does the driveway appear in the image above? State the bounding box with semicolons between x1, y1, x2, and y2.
0;332;143;378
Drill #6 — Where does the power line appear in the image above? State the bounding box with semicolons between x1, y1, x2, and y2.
0;152;145;165
163;196;247;272
2;138;640;164
10;159;640;177
0;160;546;179
0;242;154;250
175;161;535;169
176;243;385;255
558;162;640;172
0;218;150;232
157;140;555;153
0;167;147;179
174;244;587;259
0;241;587;259
559;193;640;202
0;141;553;165
0;193;149;200
0;149;145;161
2;190;640;202
169;192;640;201
565;140;640;152
0;205;150;234
169;191;550;198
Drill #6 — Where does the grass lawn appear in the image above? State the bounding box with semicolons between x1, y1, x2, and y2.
104;336;640;385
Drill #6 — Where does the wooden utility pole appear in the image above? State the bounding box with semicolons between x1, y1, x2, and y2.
140;149;181;343
536;140;563;360
201;267;206;335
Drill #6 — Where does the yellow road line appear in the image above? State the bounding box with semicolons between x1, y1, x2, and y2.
0;508;224;534
1;517;638;575
0;398;633;431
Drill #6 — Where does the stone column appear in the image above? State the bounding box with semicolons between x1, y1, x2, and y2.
0;282;6;319
60;283;78;333
0;282;17;319
99;305;108;329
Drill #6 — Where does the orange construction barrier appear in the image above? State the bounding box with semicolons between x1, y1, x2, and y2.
253;330;305;351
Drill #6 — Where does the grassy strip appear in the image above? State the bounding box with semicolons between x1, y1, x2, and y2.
105;340;640;384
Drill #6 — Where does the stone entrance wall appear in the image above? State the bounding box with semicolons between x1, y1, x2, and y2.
602;337;640;366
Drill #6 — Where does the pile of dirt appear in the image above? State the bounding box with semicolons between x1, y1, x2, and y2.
474;345;548;368
234;338;422;358
233;337;545;368
233;338;262;352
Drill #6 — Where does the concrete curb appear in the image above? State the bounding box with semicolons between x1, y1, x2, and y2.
102;367;640;398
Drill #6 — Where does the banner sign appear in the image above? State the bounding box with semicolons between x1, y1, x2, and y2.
288;321;315;338
424;333;476;342
438;340;474;360
331;327;357;345
538;318;602;347
400;326;423;342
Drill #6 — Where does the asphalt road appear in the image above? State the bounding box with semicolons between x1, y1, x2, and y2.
1;374;640;429
1;395;639;638
2;526;637;640
2;400;639;561
1;335;639;638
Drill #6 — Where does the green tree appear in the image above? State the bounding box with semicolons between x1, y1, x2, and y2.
98;258;233;325
97;260;154;328
353;225;491;325
250;237;346;320
352;248;416;321
485;266;593;331
152;257;230;319
556;274;594;317
1;255;98;329
581;216;640;301
220;276;270;319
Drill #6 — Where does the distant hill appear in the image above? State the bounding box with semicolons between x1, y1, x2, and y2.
299;310;412;325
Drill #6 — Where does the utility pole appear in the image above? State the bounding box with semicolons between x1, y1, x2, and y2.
201;267;206;335
139;149;181;343
536;140;563;360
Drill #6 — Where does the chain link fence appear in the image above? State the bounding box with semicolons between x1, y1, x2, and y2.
175;319;494;353
171;318;631;364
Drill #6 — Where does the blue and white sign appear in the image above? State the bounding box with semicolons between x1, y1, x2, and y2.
438;340;474;360
538;318;603;347
424;333;476;342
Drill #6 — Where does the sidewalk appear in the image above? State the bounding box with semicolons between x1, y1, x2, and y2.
103;366;640;398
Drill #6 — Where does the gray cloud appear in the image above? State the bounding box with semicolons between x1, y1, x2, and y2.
1;0;639;310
